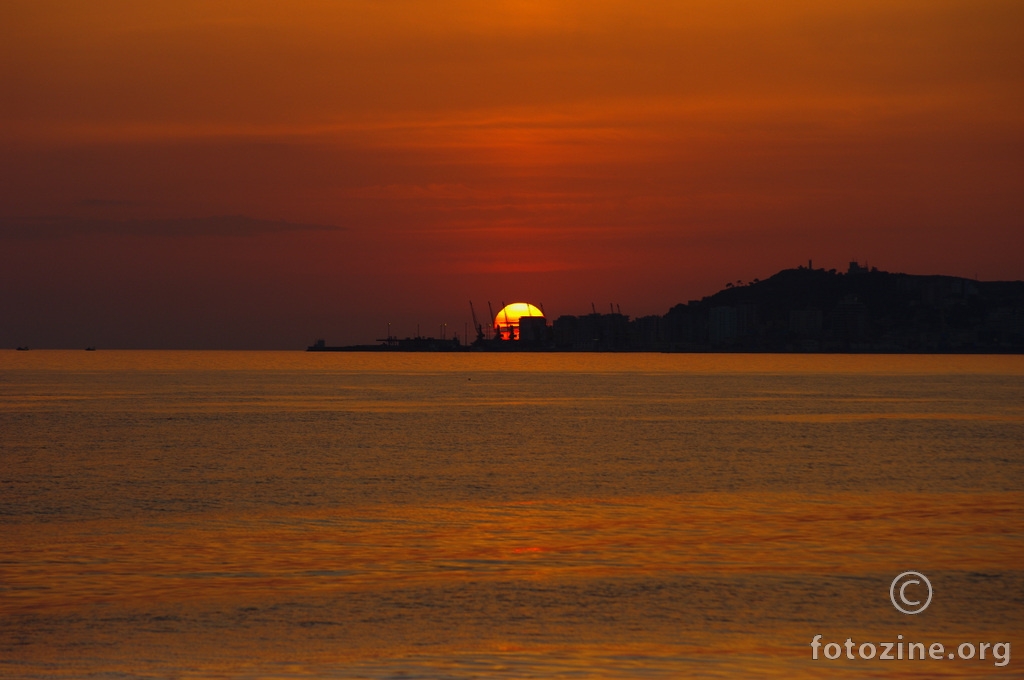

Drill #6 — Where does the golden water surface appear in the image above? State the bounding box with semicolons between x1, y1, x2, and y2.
1;352;1022;678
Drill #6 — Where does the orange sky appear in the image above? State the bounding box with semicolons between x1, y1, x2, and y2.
2;0;1022;347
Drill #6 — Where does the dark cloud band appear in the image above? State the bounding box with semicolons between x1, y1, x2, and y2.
0;215;344;239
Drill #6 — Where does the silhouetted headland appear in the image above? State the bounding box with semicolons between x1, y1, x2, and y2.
309;262;1024;353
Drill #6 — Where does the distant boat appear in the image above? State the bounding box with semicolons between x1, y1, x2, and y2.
16;346;29;351
85;347;96;351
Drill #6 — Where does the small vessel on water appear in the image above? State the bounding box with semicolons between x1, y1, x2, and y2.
16;346;29;351
85;347;96;351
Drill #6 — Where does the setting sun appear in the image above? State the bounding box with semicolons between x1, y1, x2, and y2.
494;302;545;340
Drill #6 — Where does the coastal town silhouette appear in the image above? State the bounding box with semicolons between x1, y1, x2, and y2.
310;261;1024;354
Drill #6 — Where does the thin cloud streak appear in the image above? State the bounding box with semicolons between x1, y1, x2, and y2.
0;215;345;240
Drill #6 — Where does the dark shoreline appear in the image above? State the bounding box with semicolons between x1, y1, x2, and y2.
308;345;1024;354
311;264;1024;354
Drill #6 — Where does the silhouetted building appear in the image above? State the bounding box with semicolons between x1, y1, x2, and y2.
709;306;738;345
629;315;664;349
789;309;823;337
832;295;869;341
552;312;630;350
518;316;549;344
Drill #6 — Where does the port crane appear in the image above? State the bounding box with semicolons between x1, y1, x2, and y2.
487;301;501;340
468;301;485;343
501;301;513;340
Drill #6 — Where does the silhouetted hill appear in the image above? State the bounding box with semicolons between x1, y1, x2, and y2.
552;263;1024;352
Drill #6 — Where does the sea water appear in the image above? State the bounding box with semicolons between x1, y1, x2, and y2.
1;352;1022;678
